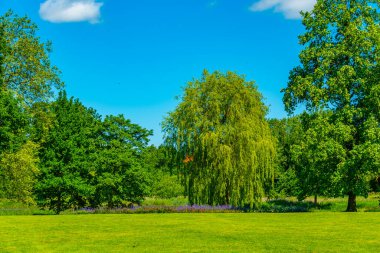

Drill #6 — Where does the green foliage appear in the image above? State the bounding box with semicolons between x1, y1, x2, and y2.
141;145;183;198
35;91;100;213
92;115;152;207
151;173;183;199
0;86;33;202
283;0;380;211
370;177;380;192
0;141;39;204
268;117;303;197
0;23;5;87
0;11;171;213
163;70;276;208
0;88;29;152
142;145;176;175
0;10;63;104
29;101;55;145
290;112;350;200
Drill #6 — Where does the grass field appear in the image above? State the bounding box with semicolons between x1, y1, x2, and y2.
0;213;379;252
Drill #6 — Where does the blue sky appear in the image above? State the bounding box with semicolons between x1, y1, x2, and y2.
0;0;316;145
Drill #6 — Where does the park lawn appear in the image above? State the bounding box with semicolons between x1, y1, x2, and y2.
0;213;379;253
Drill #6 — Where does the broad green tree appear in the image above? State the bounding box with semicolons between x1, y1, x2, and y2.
35;91;100;213
92;115;152;207
163;70;276;208
290;112;349;204
283;0;380;211
0;10;63;105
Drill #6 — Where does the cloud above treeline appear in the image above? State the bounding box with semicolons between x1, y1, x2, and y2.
39;0;103;24
250;0;316;19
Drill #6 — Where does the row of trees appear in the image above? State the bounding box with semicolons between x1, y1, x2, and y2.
1;0;379;213
0;11;181;213
164;0;380;212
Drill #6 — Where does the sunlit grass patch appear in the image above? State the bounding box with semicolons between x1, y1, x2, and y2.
0;213;379;252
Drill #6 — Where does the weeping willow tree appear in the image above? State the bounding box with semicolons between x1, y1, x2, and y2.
163;70;276;208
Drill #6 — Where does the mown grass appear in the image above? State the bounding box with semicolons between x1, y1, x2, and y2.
315;195;380;212
260;194;380;213
0;213;379;252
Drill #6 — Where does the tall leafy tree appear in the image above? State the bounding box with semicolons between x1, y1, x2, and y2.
92;115;152;207
0;23;38;202
0;11;62;167
163;70;276;208
0;10;63;105
283;0;380;211
35;91;100;213
290;112;349;204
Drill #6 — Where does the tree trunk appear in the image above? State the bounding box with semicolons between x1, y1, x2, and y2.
314;195;318;206
346;191;357;212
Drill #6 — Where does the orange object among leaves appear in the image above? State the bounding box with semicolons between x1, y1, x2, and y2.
183;155;194;164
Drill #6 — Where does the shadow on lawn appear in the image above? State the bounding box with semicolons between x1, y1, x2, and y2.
254;199;313;213
257;196;380;213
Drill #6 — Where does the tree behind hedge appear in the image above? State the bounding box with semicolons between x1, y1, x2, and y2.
163;70;276;208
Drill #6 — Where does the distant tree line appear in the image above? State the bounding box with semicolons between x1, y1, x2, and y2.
1;0;379;214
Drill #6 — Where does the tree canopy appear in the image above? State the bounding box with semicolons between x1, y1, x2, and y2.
163;70;276;208
0;10;63;105
0;5;378;214
91;114;152;208
283;0;380;211
35;91;100;213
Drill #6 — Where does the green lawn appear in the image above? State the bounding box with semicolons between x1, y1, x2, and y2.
0;213;379;252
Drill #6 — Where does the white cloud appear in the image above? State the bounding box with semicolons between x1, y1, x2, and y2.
39;0;103;24
250;0;316;19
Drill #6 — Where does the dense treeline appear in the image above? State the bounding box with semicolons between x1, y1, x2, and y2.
283;0;380;211
0;11;181;213
0;1;379;214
